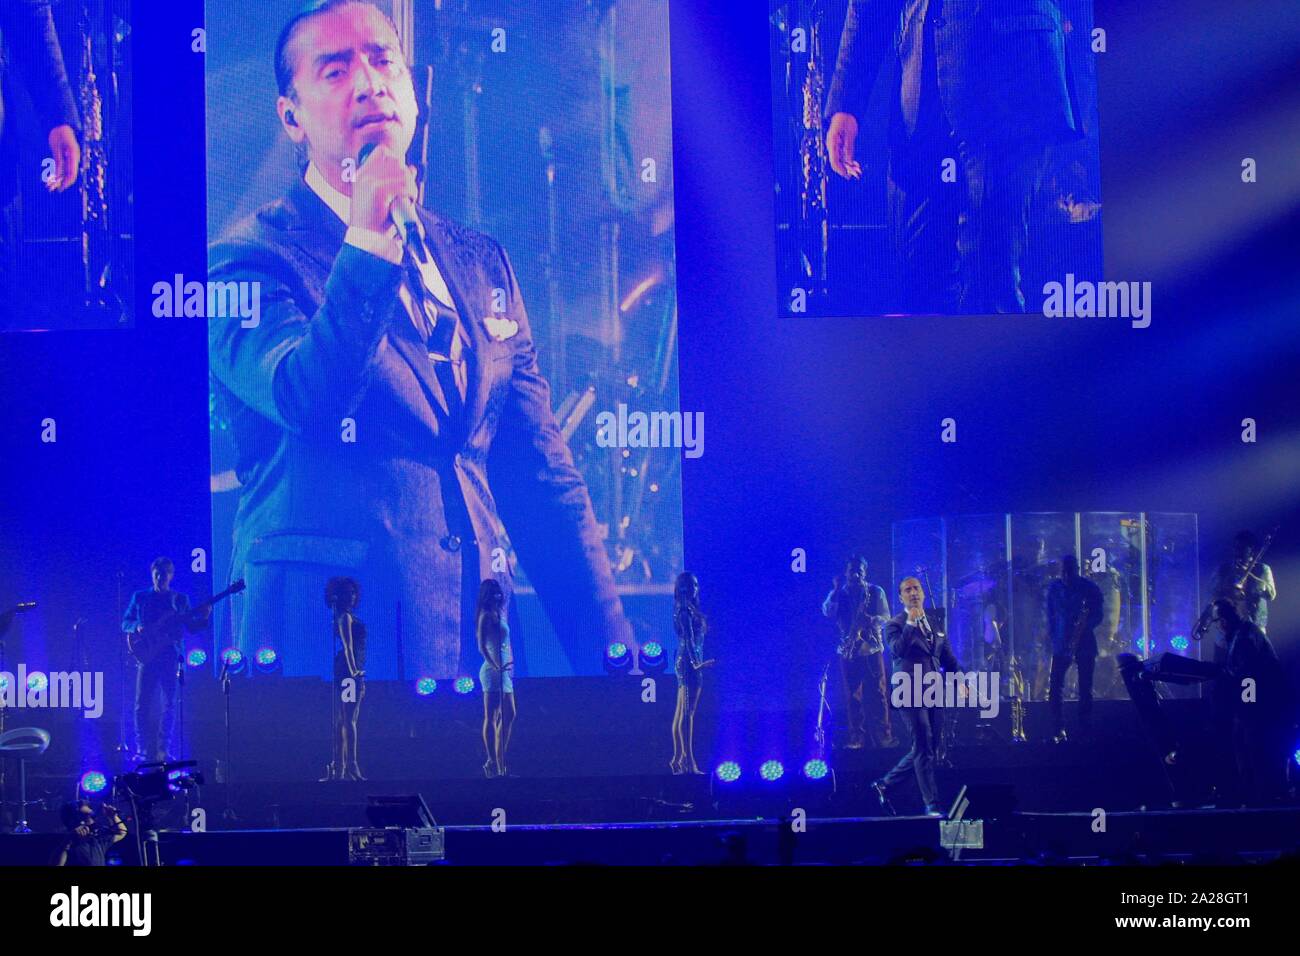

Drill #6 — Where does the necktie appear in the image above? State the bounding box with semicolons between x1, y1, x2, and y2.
402;254;467;419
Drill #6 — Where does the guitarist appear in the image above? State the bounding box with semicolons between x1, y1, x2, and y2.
1045;555;1103;744
120;557;210;763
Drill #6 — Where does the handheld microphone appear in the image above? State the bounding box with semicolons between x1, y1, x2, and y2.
356;142;423;256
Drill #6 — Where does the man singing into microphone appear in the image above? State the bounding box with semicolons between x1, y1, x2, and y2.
873;576;961;816
208;0;630;682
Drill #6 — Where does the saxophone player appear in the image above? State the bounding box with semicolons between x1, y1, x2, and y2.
823;555;896;748
1045;555;1103;744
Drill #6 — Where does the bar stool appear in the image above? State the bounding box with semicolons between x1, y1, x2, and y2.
0;727;51;834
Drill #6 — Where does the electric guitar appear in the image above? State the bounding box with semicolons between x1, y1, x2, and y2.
127;580;245;664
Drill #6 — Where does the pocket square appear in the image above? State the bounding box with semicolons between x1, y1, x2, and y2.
483;315;519;342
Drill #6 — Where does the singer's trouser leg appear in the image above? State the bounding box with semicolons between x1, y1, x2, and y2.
911;707;941;809
888;131;963;313
954;138;1048;313
881;707;940;810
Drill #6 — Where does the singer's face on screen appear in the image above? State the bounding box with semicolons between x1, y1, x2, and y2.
277;3;418;186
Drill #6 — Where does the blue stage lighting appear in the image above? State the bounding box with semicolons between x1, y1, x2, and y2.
641;640;664;662
185;648;208;668
26;672;48;693
454;676;475;694
803;759;829;780
715;761;741;783
607;641;629;661
415;676;438;696
1292;747;1300;767
254;646;278;670
220;647;246;673
1170;634;1189;652
759;760;785;782
79;771;108;794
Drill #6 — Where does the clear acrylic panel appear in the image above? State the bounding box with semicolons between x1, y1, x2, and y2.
1079;511;1144;699
1008;513;1074;701
944;514;1008;674
891;517;946;616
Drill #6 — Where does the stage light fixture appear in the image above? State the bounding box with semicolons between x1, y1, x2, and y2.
803;759;829;780
185;648;208;668
454;676;475;695
638;638;668;674
220;647;246;674
759;760;785;782
715;761;741;783
26;672;47;693
415;676;438;696
604;641;631;673
254;646;280;672
79;771;108;794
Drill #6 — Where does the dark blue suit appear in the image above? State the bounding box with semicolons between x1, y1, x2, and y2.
880;609;960;810
825;0;1082;313
0;0;81;329
208;179;629;680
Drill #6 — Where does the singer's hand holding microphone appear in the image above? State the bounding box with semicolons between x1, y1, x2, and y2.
350;142;419;237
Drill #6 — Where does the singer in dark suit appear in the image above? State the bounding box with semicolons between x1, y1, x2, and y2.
824;0;1081;313
873;576;961;815
208;0;631;680
0;0;82;329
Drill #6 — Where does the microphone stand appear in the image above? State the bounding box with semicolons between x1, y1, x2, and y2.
814;657;833;760
220;658;236;824
115;569;132;768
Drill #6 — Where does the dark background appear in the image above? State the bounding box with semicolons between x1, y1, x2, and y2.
0;1;1297;776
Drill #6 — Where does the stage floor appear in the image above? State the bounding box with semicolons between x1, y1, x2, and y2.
3;806;1297;866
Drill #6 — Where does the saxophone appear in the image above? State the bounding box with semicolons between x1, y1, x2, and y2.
797;3;830;297
1006;649;1028;743
77;0;113;318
